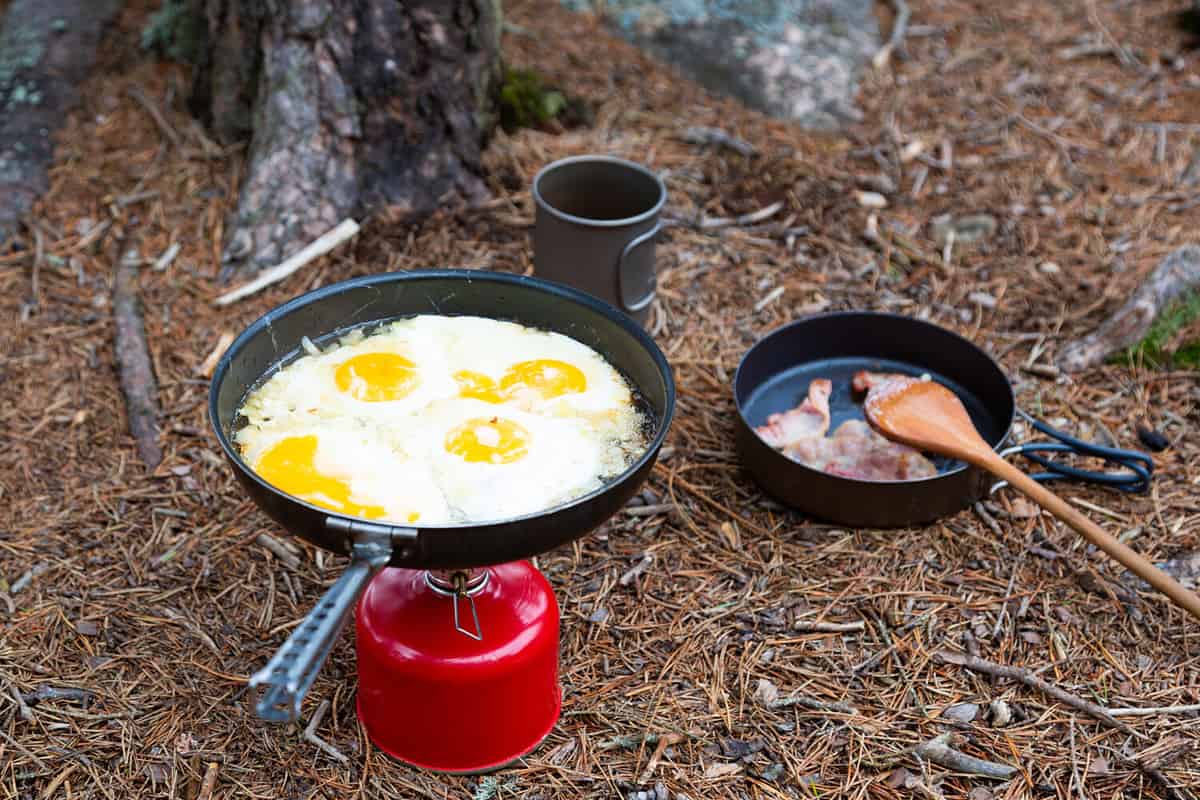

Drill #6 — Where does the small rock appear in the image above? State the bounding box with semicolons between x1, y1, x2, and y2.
753;678;780;707
931;213;998;247
720;737;766;759
759;763;785;782
857;173;897;194
988;699;1013;727
941;702;980;723
855;191;887;209
654;781;668;800
967;788;994;800
75;620;99;636
886;767;911;788
640;488;660;505
1039;260;1061;274
588;607;610;624
1088;756;1110;775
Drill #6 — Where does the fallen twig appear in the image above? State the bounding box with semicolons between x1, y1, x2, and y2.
196;332;235;378
304;699;348;763
1058;245;1200;371
196;761;219;800
113;246;163;469
619;553;654;586
935;651;1137;735
699;201;783;230
9;684;33;721
636;732;683;784
769;694;858;714
873;0;911;69
127;86;182;149
913;732;1017;780
792;619;866;633
214;218;360;306
680;126;756;157
255;533;301;571
153;242;181;272
1108;703;1200;717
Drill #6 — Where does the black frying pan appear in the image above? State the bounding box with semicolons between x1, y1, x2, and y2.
734;312;1152;528
209;270;675;721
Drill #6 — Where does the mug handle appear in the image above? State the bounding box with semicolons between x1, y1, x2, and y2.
616;221;661;313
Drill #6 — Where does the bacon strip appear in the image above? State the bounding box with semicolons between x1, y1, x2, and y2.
754;377;937;481
754;379;831;449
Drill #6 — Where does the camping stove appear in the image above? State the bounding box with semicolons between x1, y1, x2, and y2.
355;561;561;773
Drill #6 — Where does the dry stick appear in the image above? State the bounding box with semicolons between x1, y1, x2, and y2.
304;699;349;763
680;126;756;157
793;620;866;633
196;761;219;800
1108;703;1200;717
1058;245;1200;371
636;732;682;784
873;0;912;69
214;218;360;306
913;733;1017;780
196;332;235;378
770;694;858;714
255;533;301;571
935;651;1137;736
127;86;182;148
699;201;783;230
9;684;33;721
113;246;163;469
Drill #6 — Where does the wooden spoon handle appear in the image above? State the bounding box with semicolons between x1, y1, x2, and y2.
979;451;1200;623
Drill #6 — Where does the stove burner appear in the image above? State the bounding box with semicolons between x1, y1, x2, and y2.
425;569;490;640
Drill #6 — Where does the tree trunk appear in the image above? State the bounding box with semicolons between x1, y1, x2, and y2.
0;0;123;244
191;0;502;278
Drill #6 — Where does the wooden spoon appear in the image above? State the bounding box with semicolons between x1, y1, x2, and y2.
865;377;1200;623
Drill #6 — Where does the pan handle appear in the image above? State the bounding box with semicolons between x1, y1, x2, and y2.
996;410;1154;493
248;523;398;723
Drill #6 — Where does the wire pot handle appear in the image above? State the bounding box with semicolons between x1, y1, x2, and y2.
995;409;1154;493
249;522;398;723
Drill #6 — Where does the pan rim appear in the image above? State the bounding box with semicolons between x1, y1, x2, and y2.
732;310;1015;487
208;268;676;533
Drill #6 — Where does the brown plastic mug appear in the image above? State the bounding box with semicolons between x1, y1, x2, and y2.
532;155;666;327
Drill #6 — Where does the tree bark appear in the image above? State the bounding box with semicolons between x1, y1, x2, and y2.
191;0;502;278
0;0;123;244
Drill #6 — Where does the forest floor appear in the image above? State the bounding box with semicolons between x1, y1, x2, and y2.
2;0;1200;798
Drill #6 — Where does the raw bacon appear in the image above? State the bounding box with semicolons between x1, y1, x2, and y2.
754;377;937;481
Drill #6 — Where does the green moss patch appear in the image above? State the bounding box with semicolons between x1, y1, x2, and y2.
1119;290;1200;369
498;67;590;133
141;0;204;64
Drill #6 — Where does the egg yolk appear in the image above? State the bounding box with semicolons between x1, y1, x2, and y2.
253;435;388;519
335;352;419;402
454;370;504;403
500;359;587;401
445;417;530;464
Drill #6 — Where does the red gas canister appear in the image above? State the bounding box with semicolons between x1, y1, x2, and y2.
355;561;560;773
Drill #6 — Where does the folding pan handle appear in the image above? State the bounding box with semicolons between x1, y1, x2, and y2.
997;410;1154;493
249;521;408;723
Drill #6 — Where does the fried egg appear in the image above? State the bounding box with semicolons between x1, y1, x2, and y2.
234;314;650;526
236;420;449;523
237;322;458;425
414;397;622;522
